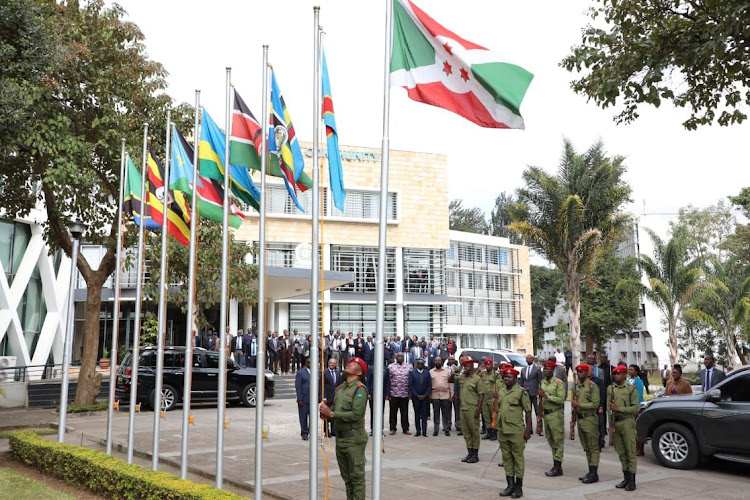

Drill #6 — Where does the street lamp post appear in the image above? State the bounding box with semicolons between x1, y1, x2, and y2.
58;221;87;443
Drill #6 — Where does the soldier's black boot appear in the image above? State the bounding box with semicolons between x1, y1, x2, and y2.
482;430;492;440
466;448;479;463
578;468;589;481
499;476;515;496
461;448;471;462
490;429;498;441
582;465;599;484
616;471;629;488
625;473;636;491
545;460;563;477
510;477;523;499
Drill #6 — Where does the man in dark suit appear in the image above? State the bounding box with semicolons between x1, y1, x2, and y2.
295;358;312;440
700;353;727;392
408;358;432;437
363;335;375;367
366;361;390;435
323;358;342;436
599;353;614;387
519;354;543;422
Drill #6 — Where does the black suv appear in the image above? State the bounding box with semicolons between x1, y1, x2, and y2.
115;347;275;411
636;365;750;469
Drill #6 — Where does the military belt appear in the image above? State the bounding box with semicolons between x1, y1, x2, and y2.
338;427;366;438
614;414;632;422
543;407;563;415
577;411;596;419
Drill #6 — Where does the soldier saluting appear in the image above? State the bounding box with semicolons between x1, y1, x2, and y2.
572;363;601;484
609;364;639;491
495;366;532;499
538;360;567;476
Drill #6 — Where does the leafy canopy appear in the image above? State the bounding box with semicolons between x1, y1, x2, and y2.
448;199;488;234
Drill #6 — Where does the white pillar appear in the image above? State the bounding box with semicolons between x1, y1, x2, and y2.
243;302;253;332
277;303;289;333
229;299;239;334
266;299;276;333
322;243;331;334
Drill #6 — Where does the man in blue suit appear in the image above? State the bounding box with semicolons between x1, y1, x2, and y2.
363;335;375;367
295;358;312;440
408;358;432;437
366;361;391;436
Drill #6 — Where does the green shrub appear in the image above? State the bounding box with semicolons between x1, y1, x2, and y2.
9;431;242;499
64;402;108;413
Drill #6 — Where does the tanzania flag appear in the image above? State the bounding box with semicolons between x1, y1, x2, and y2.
123;156;160;230
147;150;191;246
390;0;533;129
231;89;312;192
199;108;261;212
270;71;306;212
171;126;244;229
322;50;346;212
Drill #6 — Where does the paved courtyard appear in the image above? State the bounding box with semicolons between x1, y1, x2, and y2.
4;399;747;499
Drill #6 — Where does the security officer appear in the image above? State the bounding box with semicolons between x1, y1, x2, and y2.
448;357;483;463
480;358;497;441
572;363;601;484
608;364;639;491
538;360;566;476
319;357;369;500
495;366;532;498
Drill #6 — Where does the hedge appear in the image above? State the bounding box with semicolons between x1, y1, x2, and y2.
9;431;243;499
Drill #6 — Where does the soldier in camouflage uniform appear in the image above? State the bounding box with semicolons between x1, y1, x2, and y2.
572;363;601;484
480;358;497;441
609;364;639;491
448;357;483;463
495;366;532;498
539;360;567;476
319;357;369;500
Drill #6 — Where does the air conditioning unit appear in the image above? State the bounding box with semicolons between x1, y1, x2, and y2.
0;356;17;382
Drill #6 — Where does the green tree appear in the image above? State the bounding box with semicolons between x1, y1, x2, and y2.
669;201;734;266
617;229;708;365
580;244;640;356
143;219;258;335
530;264;566;350
449;199;488;234
552;317;570;349
723;187;750;263
489;192;522;244
562;1;750;129
510;140;632;368
0;0;188;404
686;257;750;367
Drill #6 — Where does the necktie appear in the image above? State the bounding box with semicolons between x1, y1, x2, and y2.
332;369;336;385
706;369;711;391
527;366;531;380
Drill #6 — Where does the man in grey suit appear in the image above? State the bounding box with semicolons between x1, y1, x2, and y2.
519;354;543;423
700;353;727;392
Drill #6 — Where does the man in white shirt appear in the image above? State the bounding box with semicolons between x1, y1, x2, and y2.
554;348;566;368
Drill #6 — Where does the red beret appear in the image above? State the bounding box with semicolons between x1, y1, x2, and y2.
348;357;367;376
612;365;628;374
502;367;520;376
542;360;556;368
483;358;493;365
460;357;475;366
575;363;590;372
500;362;513;369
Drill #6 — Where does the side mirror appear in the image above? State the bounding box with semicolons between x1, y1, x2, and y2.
708;388;721;403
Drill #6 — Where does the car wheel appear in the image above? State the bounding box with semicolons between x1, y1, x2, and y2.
151;384;178;412
651;423;699;469
241;383;257;407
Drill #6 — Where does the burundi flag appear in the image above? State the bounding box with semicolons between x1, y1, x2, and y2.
199;108;261;212
171;126;244;229
231;89;313;192
270;71;306;212
390;0;533;129
123;156;160;230
147;150;191;246
321;50;346;212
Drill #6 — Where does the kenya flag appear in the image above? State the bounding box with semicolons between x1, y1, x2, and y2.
390;0;533;129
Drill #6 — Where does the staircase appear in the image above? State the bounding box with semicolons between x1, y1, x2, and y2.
27;379;110;408
273;374;296;400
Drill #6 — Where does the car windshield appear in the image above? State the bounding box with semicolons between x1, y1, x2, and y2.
506;353;528;367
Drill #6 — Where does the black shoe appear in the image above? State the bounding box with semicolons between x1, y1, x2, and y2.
466;448;479;463
457;430;463;436
415;431;422;437
499;476;515;496
482;431;491;440
489;429;498;441
616;471;629;488
625;473;636;491
433;430;439;436
581;466;599;484
461;449;471;462
545;460;563;477
422;433;428;437
510;477;523;499
445;430;450;436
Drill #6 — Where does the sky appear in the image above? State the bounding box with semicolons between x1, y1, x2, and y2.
112;0;750;241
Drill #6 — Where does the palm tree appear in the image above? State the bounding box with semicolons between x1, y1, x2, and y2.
617;229;708;366
686;257;750;367
510;140;632;368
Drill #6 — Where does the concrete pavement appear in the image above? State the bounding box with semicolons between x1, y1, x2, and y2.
3;399;748;499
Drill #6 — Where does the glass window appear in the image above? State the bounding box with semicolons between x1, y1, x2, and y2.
403;248;445;294
331;304;396;337
330;190;397;221
0;220;13;276
205;352;219;369
331;245;396;293
719;374;750;402
139;351;155;367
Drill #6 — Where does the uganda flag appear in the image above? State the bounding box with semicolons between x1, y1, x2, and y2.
123;156;160;230
147;150;191;246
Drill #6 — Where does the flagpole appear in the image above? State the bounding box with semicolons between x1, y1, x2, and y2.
216;67;232;489
151;109;172;470
254;45;269;500
180;90;201;479
106;138;127;455
127;123;149;464
372;0;394;496
309;7;321;499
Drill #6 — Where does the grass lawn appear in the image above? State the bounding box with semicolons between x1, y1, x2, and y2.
0;427;57;439
0;467;74;499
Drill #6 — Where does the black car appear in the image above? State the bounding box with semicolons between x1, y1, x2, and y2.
115;347;275;410
636;365;750;469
